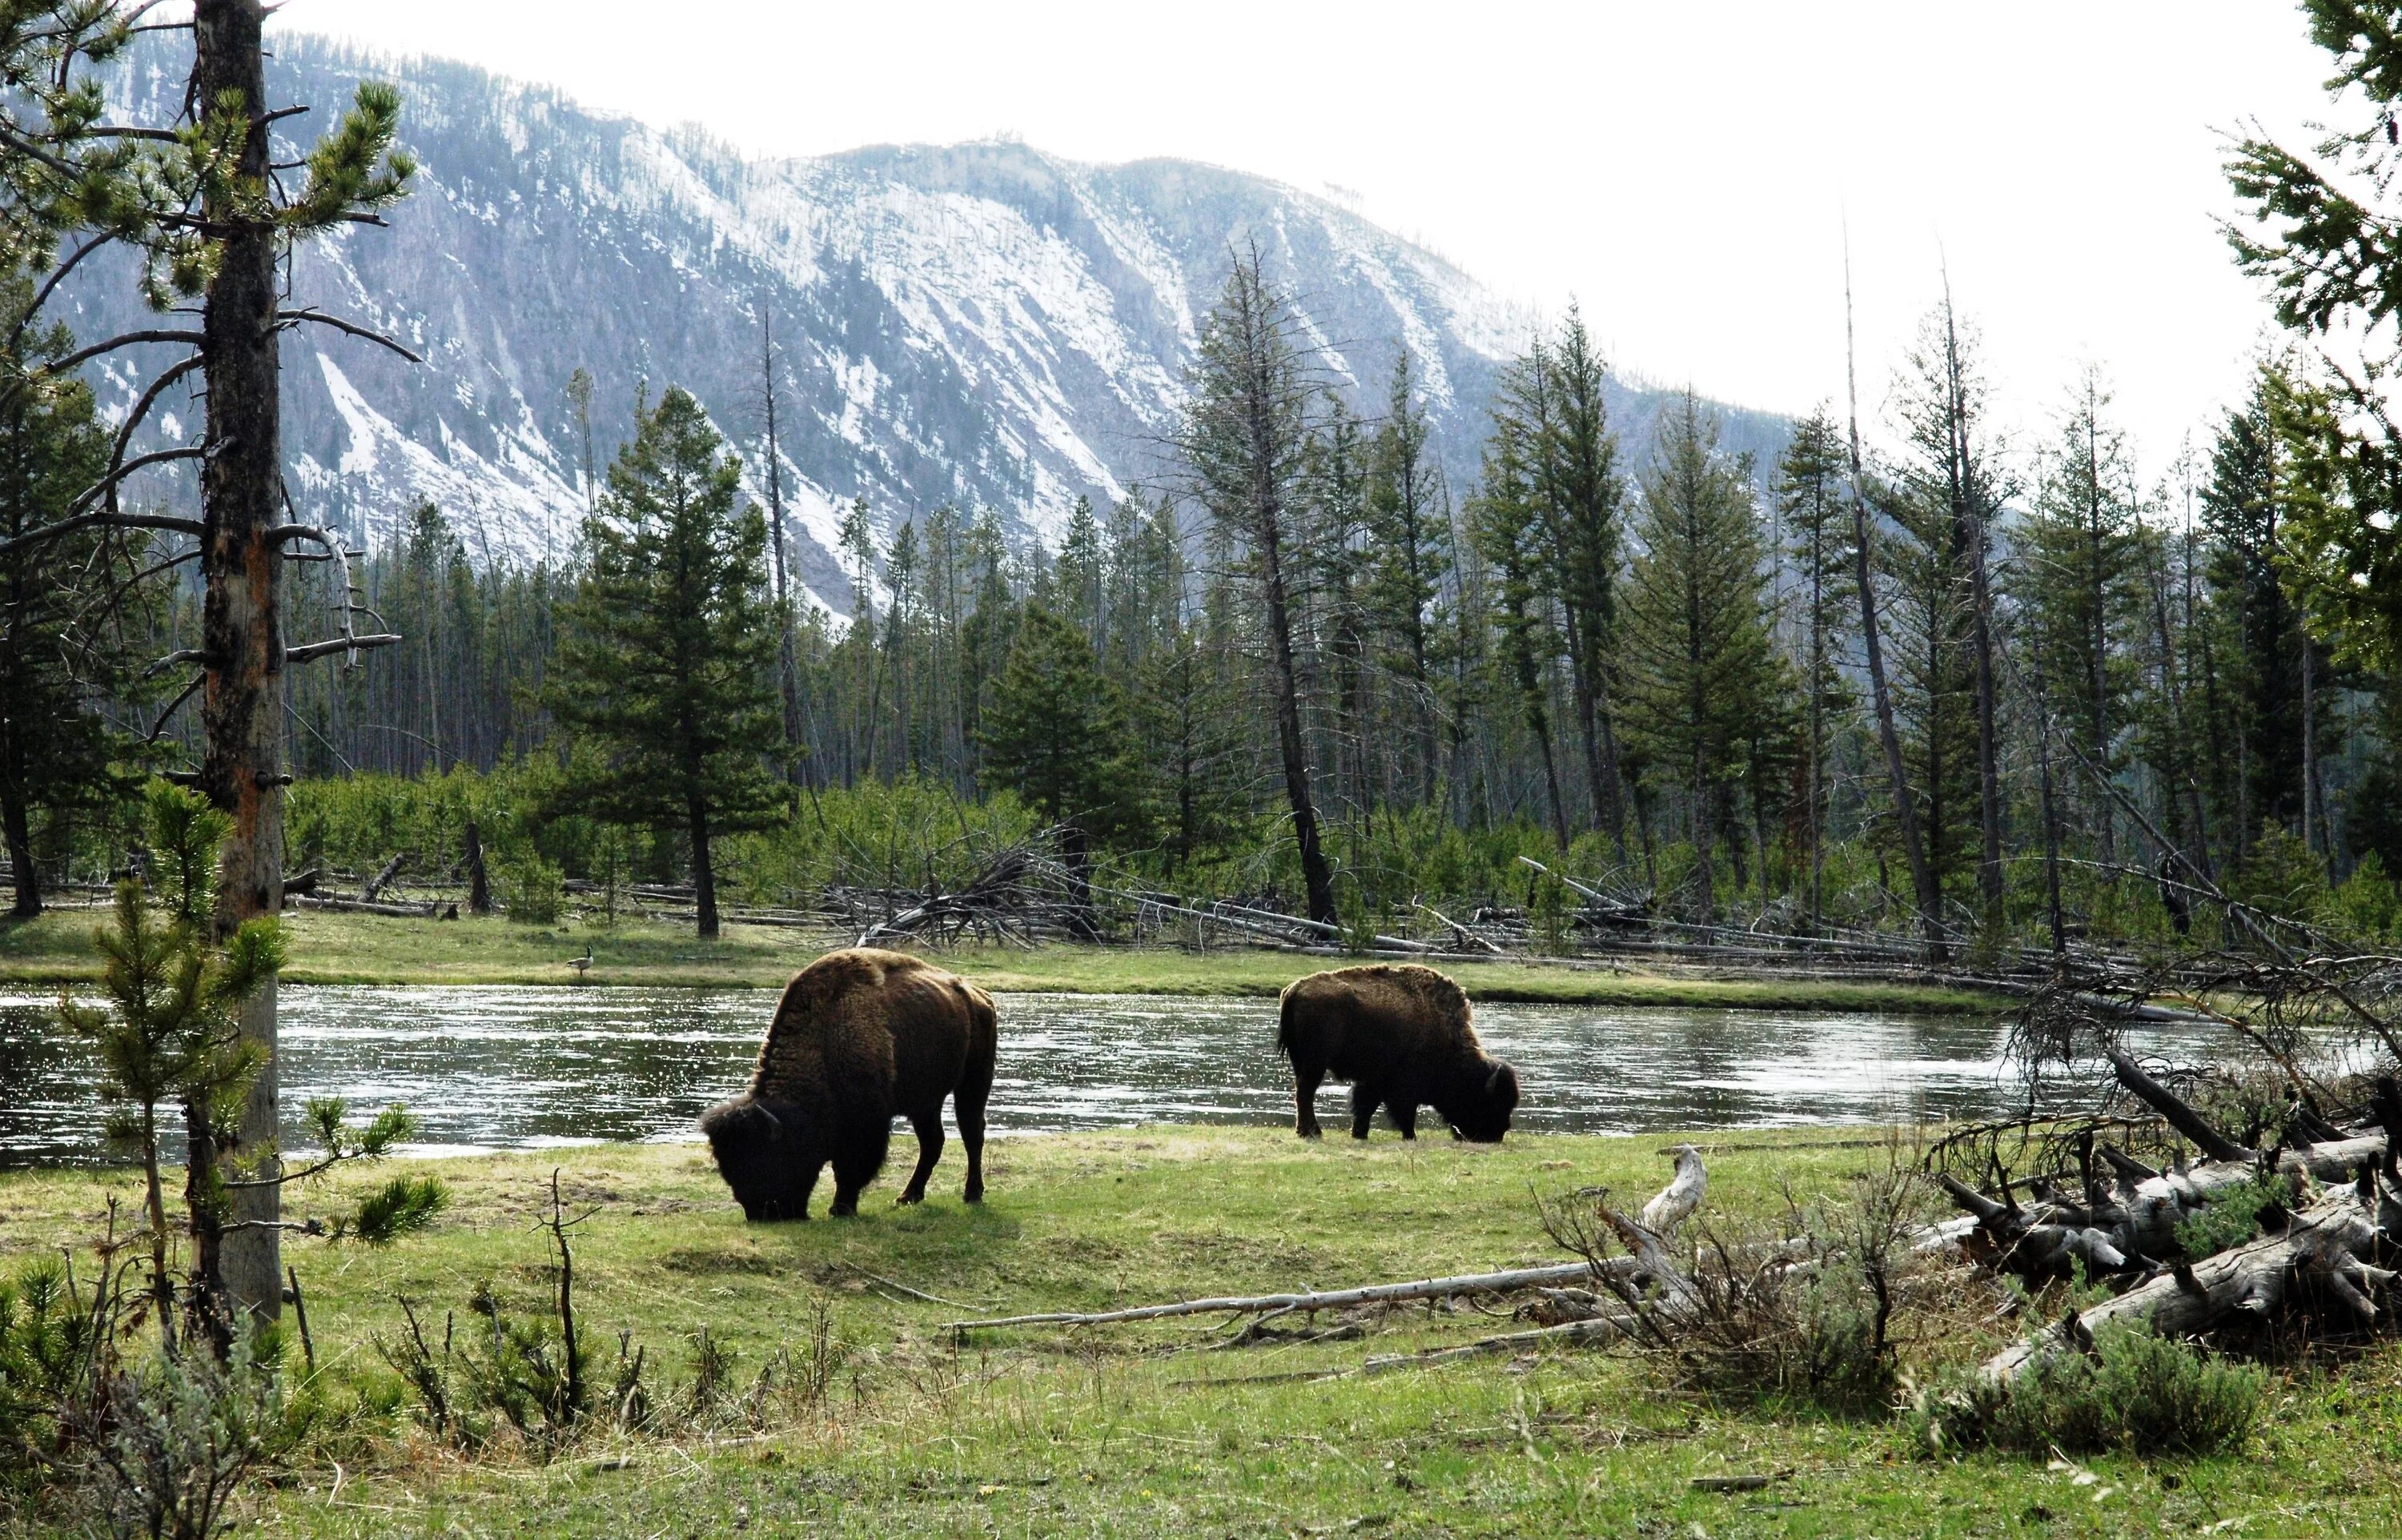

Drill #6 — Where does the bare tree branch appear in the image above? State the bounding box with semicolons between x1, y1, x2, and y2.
285;633;400;665
278;309;423;363
147;673;203;743
0;503;204;559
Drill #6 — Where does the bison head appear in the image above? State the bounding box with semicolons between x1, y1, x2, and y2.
1440;1058;1520;1143
701;1094;817;1220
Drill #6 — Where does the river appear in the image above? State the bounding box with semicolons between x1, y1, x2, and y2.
0;985;2225;1167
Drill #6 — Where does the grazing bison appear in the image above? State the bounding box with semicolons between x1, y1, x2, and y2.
1276;964;1519;1142
701;948;997;1220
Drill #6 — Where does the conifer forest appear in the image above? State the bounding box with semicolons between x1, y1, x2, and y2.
14;2;2402;1535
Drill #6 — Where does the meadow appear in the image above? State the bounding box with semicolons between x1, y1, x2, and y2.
5;1128;2396;1538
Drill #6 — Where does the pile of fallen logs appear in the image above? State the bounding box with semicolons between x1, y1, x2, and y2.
1933;1042;2400;1379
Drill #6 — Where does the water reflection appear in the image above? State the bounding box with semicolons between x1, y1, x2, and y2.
0;985;2227;1167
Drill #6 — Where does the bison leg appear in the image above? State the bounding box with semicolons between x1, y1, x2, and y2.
956;1088;989;1205
897;1106;944;1205
829;1123;891;1217
1294;1063;1326;1138
1390;1102;1420;1140
1351;1085;1381;1141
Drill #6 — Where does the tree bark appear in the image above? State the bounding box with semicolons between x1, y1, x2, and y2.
195;0;286;1325
2;780;36;919
1226;266;1335;926
1844;271;1944;960
463;819;491;916
761;310;806;784
687;788;719;939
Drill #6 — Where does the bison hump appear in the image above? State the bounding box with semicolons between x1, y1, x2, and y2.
751;948;926;1104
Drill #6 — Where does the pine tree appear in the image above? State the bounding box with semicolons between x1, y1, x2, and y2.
548;386;785;938
1894;301;2007;915
1363;348;1452;807
1471;398;1571;847
1180;247;1337;924
979;603;1145;929
1777;407;1854;928
1528;307;1631;854
0;291;126;916
2022;367;2145;868
1617;394;1784;920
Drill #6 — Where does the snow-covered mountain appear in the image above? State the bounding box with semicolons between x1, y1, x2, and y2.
71;37;1786;616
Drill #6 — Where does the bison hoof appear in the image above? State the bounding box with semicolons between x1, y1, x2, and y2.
895;1190;925;1206
1297;1125;1322;1140
964;1188;984;1204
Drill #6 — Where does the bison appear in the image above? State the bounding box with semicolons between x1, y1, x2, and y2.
701;948;998;1220
1276;964;1520;1142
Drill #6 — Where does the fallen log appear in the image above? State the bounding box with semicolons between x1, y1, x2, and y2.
1363;1317;1629;1374
943;1261;1618;1332
1982;1170;2402;1382
289;895;437;919
1942;1047;2389;1280
362;851;411;904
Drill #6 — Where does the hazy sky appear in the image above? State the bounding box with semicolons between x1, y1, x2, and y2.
279;1;2336;483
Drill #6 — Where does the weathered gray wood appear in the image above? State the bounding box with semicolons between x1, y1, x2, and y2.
945;1261;1615;1331
1983;1177;2401;1381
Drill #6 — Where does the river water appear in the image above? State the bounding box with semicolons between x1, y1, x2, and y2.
0;985;2226;1167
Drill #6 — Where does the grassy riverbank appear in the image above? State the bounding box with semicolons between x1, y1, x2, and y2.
2;1129;2395;1537
0;908;2007;1012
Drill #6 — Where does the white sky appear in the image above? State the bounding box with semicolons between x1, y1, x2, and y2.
277;1;2336;483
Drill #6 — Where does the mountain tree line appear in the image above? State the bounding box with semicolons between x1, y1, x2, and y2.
15;260;2392;956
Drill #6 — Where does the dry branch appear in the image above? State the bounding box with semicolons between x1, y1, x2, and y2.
943;1261;1620;1333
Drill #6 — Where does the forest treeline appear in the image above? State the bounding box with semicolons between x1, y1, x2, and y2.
9;224;2402;952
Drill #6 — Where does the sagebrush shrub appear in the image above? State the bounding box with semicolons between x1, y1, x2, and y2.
1910;1325;2263;1458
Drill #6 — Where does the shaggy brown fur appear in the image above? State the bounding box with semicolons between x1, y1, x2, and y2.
701;948;998;1220
1276;964;1519;1142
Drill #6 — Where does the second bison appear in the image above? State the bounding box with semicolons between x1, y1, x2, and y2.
701;948;998;1220
1276;964;1519;1141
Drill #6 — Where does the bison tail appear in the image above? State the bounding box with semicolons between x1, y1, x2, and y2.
1275;985;1299;1063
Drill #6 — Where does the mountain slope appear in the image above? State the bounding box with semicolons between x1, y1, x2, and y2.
71;37;1786;616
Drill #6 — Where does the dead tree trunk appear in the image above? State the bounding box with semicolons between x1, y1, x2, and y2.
2;781;35;918
1844;259;1944;960
1982;1173;2398;1382
761;307;806;784
195;0;290;1323
463;819;491;916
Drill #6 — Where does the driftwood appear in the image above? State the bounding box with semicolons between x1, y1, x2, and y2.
361;851;410;904
288;895;436;919
1363;1317;1629;1374
943;1261;1616;1333
950;1150;1718;1341
1939;1046;2389;1281
1983;1169;2401;1382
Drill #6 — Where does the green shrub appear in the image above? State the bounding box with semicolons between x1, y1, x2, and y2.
2172;1175;2290;1260
503;855;564;924
1910;1325;2263;1458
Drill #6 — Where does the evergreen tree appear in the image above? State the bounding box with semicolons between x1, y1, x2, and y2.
1893;303;2007;914
1528;307;1631;853
1180;247;1337;924
2022;367;2147;868
0;292;127;916
1362;347;1451;806
1617;395;1785;920
1471;399;1572;847
1777;407;1855;927
980;603;1145;929
548;386;785;938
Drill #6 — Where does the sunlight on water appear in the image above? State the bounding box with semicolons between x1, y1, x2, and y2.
0;985;2228;1167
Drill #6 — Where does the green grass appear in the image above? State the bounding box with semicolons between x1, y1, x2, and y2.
0;908;2007;1011
6;1129;2398;1537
